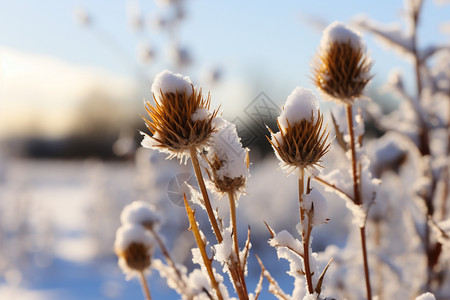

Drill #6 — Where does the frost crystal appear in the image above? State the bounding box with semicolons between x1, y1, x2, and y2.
277;87;320;130
151;69;193;97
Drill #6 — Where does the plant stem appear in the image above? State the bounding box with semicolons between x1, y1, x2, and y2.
299;168;314;294
360;226;372;300
346;104;372;300
346;105;361;205
184;196;224;300
139;271;152;300
228;191;249;298
149;229;186;291
189;147;223;244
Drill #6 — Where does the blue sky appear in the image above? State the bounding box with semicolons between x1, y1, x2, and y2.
0;0;449;124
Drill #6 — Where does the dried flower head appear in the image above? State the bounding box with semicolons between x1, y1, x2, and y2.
204;118;250;196
115;224;154;279
141;70;218;161
312;21;373;104
269;88;330;176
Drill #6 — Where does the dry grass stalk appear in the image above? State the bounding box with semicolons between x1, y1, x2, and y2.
184;195;224;300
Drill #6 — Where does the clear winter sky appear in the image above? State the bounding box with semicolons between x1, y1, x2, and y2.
0;0;449;138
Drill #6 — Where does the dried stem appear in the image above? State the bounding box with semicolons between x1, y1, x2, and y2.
360;226;372;300
189;147;223;244
184;196;224;300
149;229;187;292
314;176;354;202
346;104;372;300
139;271;152;300
255;255;290;300
228;191;249;298
299;168;314;294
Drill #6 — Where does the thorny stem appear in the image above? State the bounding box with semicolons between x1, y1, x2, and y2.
346;104;372;300
184;196;224;300
299;169;314;295
228;191;249;299
139;271;152;300
189;147;223;244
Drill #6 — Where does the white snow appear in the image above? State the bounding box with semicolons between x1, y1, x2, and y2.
321;21;363;50
207;117;249;181
269;230;304;257
151;69;193;97
303;189;328;227
415;292;436;300
277;87;320;130
191;108;211;122
120;201;161;228
114;224;153;252
214;227;233;264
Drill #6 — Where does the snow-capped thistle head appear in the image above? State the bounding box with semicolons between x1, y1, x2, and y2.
312;21;373;104
120;201;161;231
204;118;250;196
114;224;154;279
268;88;330;176
141;70;218;162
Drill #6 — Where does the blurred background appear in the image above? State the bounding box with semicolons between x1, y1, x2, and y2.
0;0;449;299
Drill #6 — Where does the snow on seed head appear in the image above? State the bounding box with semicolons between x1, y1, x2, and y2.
120;201;161;230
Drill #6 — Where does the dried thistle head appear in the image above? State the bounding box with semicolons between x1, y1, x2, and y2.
141;70;218;161
203;118;250;196
115;224;153;279
312;22;373;104
205;151;249;196
117;242;152;272
269;88;330;176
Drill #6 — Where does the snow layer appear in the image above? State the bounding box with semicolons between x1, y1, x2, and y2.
269;230;303;257
207;117;249;180
415;292;436;300
214;227;233;264
114;224;153;251
120;201;161;228
151;69;193;97
321;21;363;50
278;87;320;130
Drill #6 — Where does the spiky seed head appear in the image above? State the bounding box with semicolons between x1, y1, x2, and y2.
205;152;248;196
115;224;153;279
117;242;152;272
141;70;218;161
269;88;330;176
312;22;373;104
269;111;330;176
